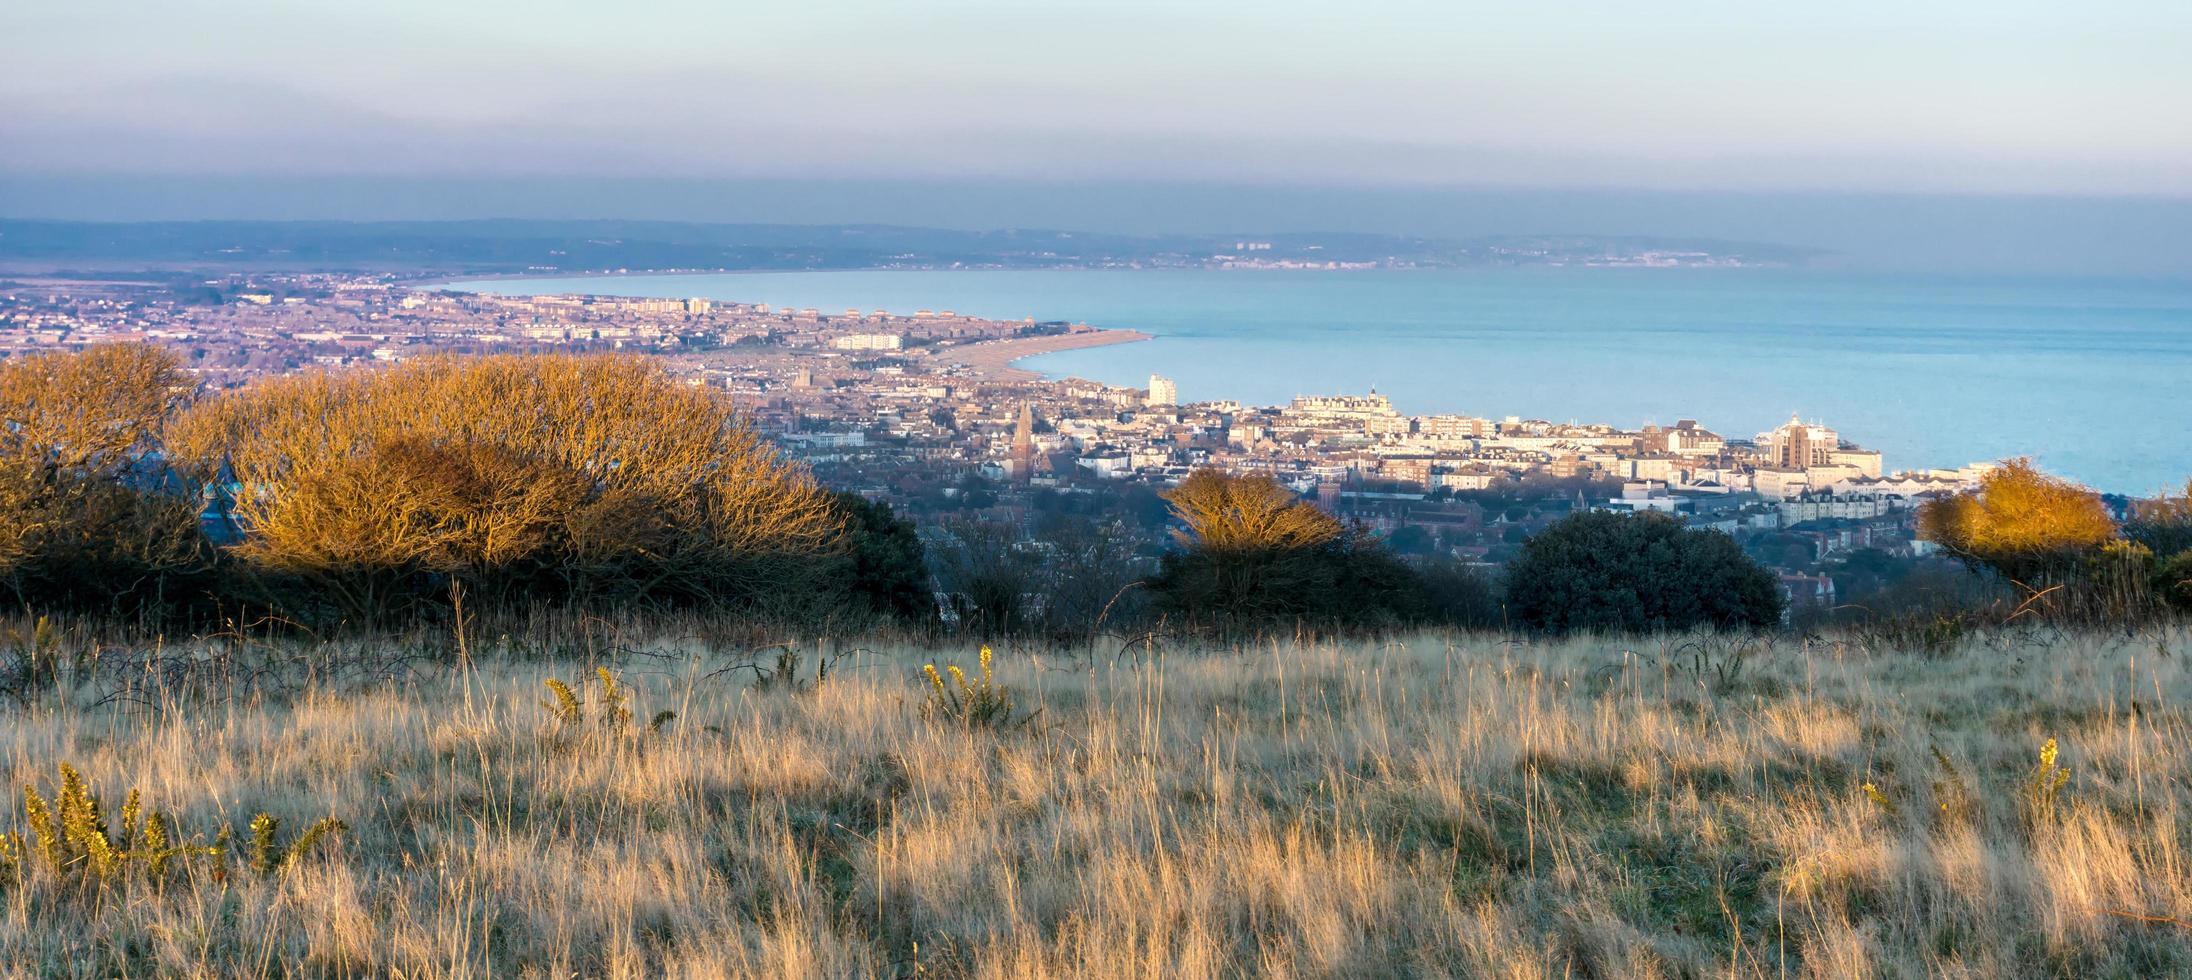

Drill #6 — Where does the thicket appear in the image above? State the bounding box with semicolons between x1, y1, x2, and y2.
1144;469;1498;631
1919;460;2192;622
0;346;216;616
2;347;926;634
169;353;846;620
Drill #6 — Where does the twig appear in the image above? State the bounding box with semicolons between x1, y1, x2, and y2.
2098;907;2192;929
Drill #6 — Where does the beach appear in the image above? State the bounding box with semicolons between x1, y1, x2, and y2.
928;327;1152;381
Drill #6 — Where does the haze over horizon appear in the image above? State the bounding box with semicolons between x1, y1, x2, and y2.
4;2;2189;274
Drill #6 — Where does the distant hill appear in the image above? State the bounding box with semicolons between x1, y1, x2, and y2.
0;219;1825;274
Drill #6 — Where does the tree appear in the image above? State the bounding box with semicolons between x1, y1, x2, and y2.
1386;525;1436;556
931;518;1045;638
830;492;931;623
0;345;214;614
1505;511;1782;634
1918;459;2118;585
1160;469;1340;553
1147;469;1428;629
168;354;844;620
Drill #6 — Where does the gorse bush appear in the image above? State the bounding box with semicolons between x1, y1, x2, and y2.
170;354;846;621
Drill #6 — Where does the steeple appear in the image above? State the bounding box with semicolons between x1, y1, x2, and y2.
1011;402;1036;481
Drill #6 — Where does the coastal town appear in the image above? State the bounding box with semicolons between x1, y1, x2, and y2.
2;271;2004;613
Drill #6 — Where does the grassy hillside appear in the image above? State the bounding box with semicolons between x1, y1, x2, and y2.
3;623;2190;977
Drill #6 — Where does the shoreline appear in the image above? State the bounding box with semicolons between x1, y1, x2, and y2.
930;328;1153;382
432;272;1155;383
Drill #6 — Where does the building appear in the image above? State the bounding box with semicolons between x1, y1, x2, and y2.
832;333;903;351
1148;374;1178;407
1753;466;1810;500
1642;419;1726;457
1416;414;1491;440
1827;448;1884;478
1756;415;1841;469
1288;392;1398;420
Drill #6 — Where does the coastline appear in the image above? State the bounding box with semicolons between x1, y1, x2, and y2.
930;328;1153;382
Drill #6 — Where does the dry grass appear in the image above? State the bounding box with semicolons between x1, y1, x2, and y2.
3;624;2191;977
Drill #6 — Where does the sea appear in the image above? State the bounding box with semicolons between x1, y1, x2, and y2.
448;268;2192;495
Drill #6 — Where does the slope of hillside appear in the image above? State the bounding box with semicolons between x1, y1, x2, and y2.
2;625;2189;976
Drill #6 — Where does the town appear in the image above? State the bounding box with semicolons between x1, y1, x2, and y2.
2;271;2003;616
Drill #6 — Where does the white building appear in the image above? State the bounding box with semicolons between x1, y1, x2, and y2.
1076;454;1132;479
832;333;904;351
1148;374;1178;406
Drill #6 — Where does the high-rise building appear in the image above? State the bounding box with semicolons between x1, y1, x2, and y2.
1148;374;1178;406
1756;415;1840;469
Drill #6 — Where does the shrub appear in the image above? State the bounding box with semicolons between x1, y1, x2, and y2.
0;345;216;614
1414;558;1503;629
1920;461;2192;621
2124;480;2192;558
2157;549;2192;613
1147;469;1430;629
830;492;932;623
1918;459;2118;585
1504;511;1782;634
169;354;845;621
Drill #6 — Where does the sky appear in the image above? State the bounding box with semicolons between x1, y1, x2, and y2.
1;1;2189;273
4;1;2189;194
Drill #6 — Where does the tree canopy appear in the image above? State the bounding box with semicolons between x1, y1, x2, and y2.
1505;511;1782;633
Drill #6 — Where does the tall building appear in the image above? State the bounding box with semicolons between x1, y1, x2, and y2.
1148;374;1178;406
1011;402;1037;481
1755;415;1840;469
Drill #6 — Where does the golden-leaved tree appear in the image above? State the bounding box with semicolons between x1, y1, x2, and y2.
170;354;845;618
1918;459;2118;583
0;345;212;610
1914;458;2190;621
1147;468;1428;628
1160;468;1342;553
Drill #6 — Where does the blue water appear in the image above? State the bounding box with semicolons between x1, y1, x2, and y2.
450;269;2192;494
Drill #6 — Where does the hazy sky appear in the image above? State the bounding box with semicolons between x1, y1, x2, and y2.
4;1;2190;195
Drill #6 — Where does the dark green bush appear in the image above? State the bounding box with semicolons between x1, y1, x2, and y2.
1505;511;1782;634
830;492;932;623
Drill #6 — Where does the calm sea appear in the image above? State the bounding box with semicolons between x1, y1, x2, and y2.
450;268;2192;494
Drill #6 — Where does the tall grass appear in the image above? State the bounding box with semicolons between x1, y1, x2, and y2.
2;622;2189;977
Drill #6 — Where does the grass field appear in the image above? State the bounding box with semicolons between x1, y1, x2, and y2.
3;622;2190;977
